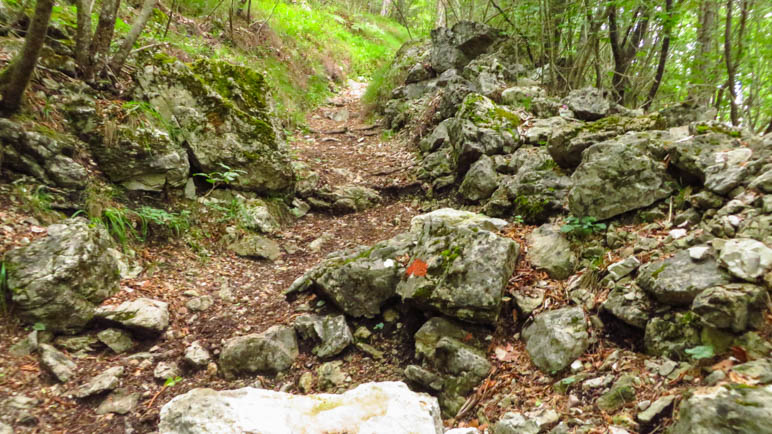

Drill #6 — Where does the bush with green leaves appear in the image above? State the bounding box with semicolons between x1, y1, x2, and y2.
560;216;607;238
194;163;247;196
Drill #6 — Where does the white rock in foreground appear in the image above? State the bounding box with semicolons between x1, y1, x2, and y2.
159;381;442;434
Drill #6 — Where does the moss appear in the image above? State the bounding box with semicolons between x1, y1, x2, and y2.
513;195;549;222
309;398;343;415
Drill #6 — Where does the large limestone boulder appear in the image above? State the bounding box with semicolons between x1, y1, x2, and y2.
483;147;571;224
285;233;416;318
4;218;121;333
459;155;498;202
159;382;443;434
0;118;88;190
526;224;576;280
637;249;731;306
547;114;662;169
522;307;589;373
562;87;610;121
718;238;772;282
397;211;519;324
293;314;353;359
643;312;701;359
134;56;294;194
65;97;188;191
430;21;502;74
219;325;298;378
670;384;772;434
568;131;675;220
669;123;764;195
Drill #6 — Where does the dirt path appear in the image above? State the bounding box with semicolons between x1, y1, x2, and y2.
0;81;426;433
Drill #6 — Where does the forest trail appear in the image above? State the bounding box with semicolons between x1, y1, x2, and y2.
0;82;432;432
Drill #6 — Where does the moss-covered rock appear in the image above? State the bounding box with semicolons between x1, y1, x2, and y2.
133;55;294;195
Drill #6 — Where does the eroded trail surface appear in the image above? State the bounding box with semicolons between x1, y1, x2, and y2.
0;83;425;433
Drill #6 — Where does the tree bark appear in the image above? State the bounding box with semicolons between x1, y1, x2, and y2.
381;0;392;17
723;0;749;126
435;0;446;28
689;0;719;105
0;0;54;115
75;0;94;73
110;0;157;74
87;0;122;79
643;0;674;111
608;2;651;104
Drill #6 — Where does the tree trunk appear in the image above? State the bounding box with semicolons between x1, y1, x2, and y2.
0;0;54;115
87;0;121;79
75;0;94;73
435;0;446;28
688;0;719;105
110;0;157;74
723;0;749;126
381;0;392;17
608;3;651;104
643;0;674;111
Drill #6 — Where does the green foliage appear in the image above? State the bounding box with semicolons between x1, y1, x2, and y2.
32;322;46;331
194;163;247;196
164;376;183;387
97;206;191;246
512;215;525;225
561;216;607;238
685;345;715;360
0;261;10;316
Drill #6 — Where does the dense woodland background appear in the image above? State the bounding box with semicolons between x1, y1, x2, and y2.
1;0;771;133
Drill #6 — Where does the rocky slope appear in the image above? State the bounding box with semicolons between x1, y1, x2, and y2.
0;19;771;434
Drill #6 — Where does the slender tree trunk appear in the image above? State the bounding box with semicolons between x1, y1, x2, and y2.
764;117;772;135
723;0;749;126
689;0;718;105
75;0;94;73
643;0;674;111
0;0;54;115
435;0;446;28
381;0;392;17
87;0;121;79
110;0;157;74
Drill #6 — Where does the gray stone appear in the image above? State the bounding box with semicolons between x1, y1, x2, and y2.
95;388;138;415
184;341;212;369
4;218;121;333
501;86;546;107
459;155;498;202
219;325;298;378
0;119;88;190
719;238;772;282
285;232;415;318
483;148;572;223
9;331;39;357
397;212;519;324
602;285;653;329
404;365;444;391
134;58;294;195
692;283;767;332
732;358;772;384
410;208;508;232
637;249;731;306
185;295;214;312
227;233;281;261
293;314;353;359
0;422;12;434
317;361;347;391
39;344;77;383
154;361;181;381
597;375;636;412
637;395;675;423
297;372;314;393
95;298;170;335
670;384;772;434
563;87;610;121
522;116;573;146
644;313;701;359
523;307;589;373
568;131;674;220
749;169;772;193
526;224;576;280
670;131;752;195
513;289;545;316
607;257;640;281
492;412;539;434
430;21;501;73
73;366;124;398
158;382;443;434
54;335;99;353
97;328;136;354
